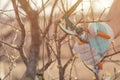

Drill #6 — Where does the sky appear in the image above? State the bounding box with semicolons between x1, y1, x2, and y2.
0;0;113;18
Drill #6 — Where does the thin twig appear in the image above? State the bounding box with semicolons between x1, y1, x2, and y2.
69;56;76;80
60;0;66;13
0;21;19;31
0;40;18;50
47;42;57;58
37;0;50;14
42;0;58;38
101;50;120;62
3;55;18;80
31;0;38;9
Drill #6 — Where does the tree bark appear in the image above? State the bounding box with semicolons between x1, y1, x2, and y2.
24;11;41;80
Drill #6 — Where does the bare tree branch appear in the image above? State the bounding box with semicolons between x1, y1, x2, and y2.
3;55;18;80
31;0;38;9
63;55;76;72
43;0;58;38
0;40;18;50
62;0;82;18
60;0;66;13
37;0;50;14
69;56;76;80
18;0;33;15
0;21;20;31
12;0;27;66
101;50;120;62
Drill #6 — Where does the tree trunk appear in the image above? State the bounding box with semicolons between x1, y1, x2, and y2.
59;68;64;80
23;11;41;80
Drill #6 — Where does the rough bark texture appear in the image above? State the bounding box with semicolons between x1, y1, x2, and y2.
16;0;41;80
25;11;41;80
